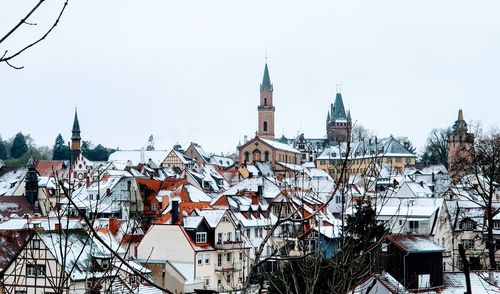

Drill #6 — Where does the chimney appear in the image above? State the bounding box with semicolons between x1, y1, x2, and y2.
162;195;170;211
109;217;119;235
171;200;179;224
257;185;263;201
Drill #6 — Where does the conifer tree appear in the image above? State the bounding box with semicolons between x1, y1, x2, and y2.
10;132;28;159
0;137;7;160
52;134;69;160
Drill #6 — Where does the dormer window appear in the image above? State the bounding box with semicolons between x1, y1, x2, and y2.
461;219;477;231
196;232;207;243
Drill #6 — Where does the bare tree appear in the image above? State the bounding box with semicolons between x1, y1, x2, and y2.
451;128;500;271
0;0;69;69
420;128;451;168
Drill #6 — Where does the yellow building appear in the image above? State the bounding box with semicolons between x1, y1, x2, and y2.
316;136;416;179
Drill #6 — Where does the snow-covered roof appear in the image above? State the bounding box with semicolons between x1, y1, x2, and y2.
0;168;27;196
260;138;301;154
183;215;203;229
196;209;227;228
39;229;113;281
185;185;211;202
391;235;443;253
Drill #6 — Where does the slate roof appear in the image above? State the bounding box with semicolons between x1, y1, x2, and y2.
260;63;273;91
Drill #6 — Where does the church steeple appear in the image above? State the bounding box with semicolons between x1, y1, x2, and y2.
71;108;81;153
258;62;275;139
260;63;273;92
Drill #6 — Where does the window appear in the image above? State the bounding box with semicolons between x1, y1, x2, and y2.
494;220;500;229
244;152;250;162
463;239;474;249
264;151;269;161
461;219;476;230
205;254;210;265
151;203;158;211
221;216;228;222
409;221;419;233
26;265;45;277
217;233;223;244
218;279;222;286
264;98;267;106
204;276;210;287
227;232;232;242
239;252;243;261
227;252;232;262
217;254;222;267
226;274;231;283
263;121;268;132
259;228;263;238
32;240;40;249
197;255;203;265
15;291;27;294
196;232;207;243
254;228;259;238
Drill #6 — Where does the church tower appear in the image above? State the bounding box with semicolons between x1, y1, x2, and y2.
326;90;351;142
448;109;473;170
257;63;275;139
71;108;81;160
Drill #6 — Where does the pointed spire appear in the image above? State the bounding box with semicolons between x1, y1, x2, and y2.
453;108;467;133
71;108;81;140
327;111;331;122
332;92;347;120
260;63;273;91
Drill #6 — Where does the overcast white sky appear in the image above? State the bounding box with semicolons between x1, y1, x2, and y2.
1;1;499;156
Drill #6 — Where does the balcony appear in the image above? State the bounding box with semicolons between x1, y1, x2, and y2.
214;240;244;250
215;262;243;272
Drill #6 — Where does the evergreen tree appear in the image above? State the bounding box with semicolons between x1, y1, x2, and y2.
10;132;28;159
52;134;69;160
0;137;7;160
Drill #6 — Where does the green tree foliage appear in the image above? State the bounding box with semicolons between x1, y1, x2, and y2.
81;141;115;161
0;137;7;160
419;128;451;167
10;132;28;159
3;147;48;167
52;133;70;160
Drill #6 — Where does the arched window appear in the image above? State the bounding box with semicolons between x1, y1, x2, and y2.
264;98;267;106
263;121;268;132
244;152;250;162
264;151;269;161
253;149;262;161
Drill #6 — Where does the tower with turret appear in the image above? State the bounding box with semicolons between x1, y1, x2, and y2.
326;90;351;143
257;63;275;139
448;109;474;170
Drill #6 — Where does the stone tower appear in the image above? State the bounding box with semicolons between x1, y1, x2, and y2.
257;63;275;139
71;108;81;161
326;91;351;142
448;109;473;170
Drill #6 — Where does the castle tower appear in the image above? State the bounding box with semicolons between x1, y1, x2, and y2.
25;155;39;206
257;63;275;139
71;108;81;161
326;90;351;142
448;109;473;170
